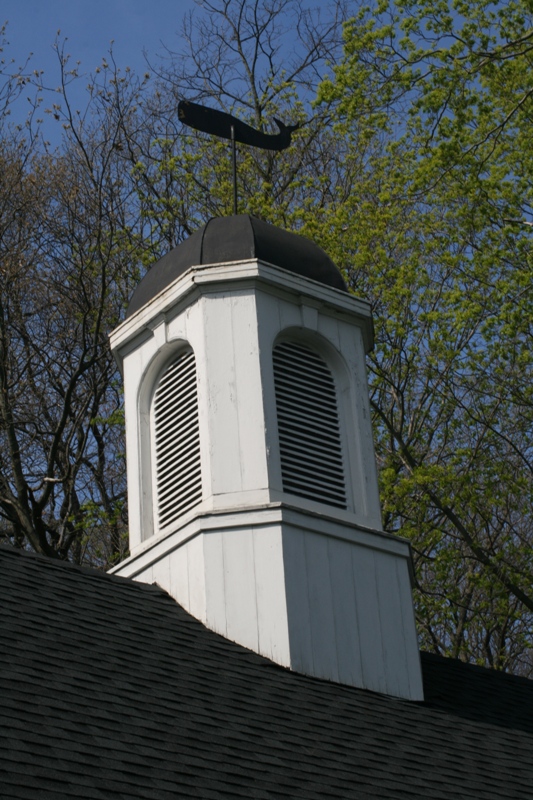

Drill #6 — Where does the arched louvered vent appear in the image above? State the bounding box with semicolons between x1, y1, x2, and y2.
153;350;202;530
273;341;347;509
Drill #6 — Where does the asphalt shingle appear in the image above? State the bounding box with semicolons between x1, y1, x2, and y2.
1;545;532;799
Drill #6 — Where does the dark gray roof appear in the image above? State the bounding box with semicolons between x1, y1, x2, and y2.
127;216;347;317
1;544;532;799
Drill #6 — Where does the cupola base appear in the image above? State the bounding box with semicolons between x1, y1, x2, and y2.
111;502;423;701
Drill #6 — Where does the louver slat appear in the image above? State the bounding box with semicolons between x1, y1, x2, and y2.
273;341;347;509
153;350;202;529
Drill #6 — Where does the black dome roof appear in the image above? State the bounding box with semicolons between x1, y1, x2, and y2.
127;215;347;317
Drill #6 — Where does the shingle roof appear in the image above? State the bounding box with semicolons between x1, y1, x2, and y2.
1;544;532;800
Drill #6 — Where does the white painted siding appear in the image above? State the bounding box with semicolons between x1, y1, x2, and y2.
352;547;388;693
222;527;260;652
252;526;291;666
111;257;423;701
327;537;364;687
201;290;269;500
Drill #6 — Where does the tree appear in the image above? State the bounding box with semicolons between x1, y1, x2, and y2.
2;0;532;675
121;0;354;237
317;0;533;673
0;2;357;565
0;43;146;567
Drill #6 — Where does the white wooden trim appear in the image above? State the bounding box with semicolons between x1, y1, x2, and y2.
110;259;374;360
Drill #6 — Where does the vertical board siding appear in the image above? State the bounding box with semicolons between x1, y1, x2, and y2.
283;527;314;675
204;532;227;637
187;534;207;622
203;294;241;496
304;532;339;683
395;558;425;700
252;526;291;666
327;537;364;688
273;341;347;509
376;552;408;699
169;547;190;611
229;292;269;492
351;547;388;694
222;528;259;651
153;350;202;530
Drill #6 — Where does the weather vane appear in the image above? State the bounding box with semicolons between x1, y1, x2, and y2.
178;99;299;215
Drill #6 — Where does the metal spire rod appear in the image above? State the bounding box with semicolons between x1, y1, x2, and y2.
231;124;237;215
178;100;301;217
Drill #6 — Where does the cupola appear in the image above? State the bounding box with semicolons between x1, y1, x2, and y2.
110;215;423;701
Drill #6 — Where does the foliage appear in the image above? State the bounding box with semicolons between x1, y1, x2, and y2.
317;0;533;673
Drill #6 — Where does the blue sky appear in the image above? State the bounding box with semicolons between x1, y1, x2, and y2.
1;0;197;136
1;0;196;74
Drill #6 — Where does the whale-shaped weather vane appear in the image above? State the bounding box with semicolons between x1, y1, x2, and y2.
178;99;300;213
178;100;298;151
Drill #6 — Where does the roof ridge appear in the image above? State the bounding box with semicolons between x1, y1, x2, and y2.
420;648;533;685
0;543;167;595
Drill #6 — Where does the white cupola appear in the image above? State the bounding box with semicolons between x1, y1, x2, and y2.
109;215;423;701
